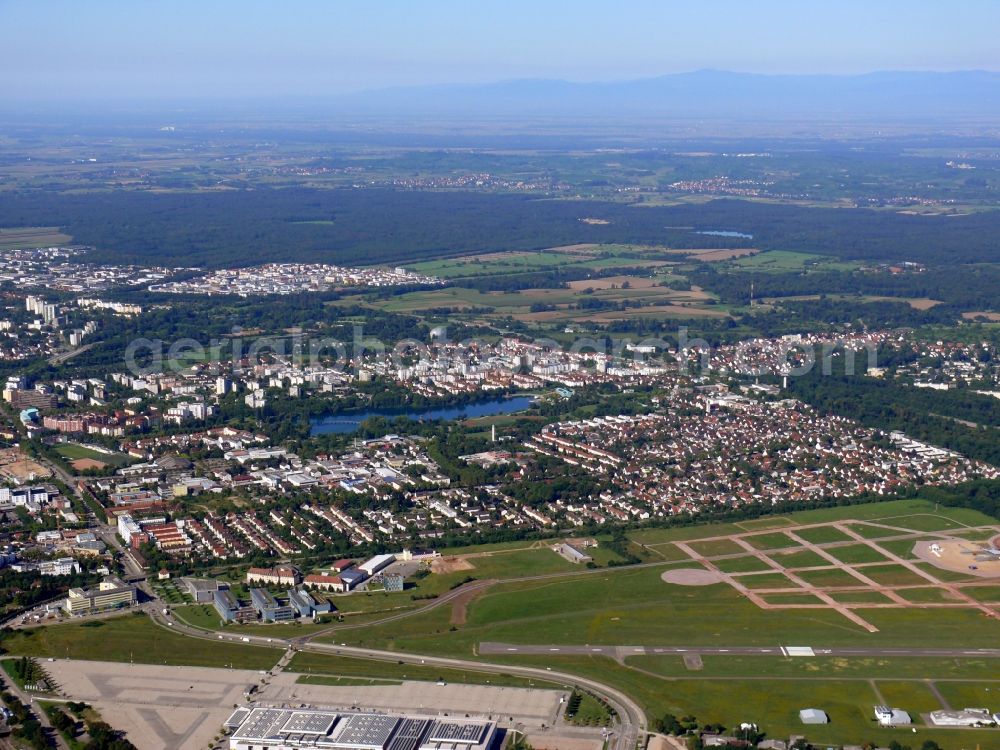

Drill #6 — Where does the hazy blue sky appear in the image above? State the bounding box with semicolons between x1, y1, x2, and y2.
2;0;998;100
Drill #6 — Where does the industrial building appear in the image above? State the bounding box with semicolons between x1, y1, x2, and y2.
929;707;996;727
554;543;592;564
224;707;498;750
358;554;396;577
250;588;295;622
338;568;368;590
63;576;136;615
214;589;257;623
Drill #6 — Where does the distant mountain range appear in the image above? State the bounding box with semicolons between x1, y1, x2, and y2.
332;69;1000;120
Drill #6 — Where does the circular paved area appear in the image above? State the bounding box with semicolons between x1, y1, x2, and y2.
661;568;726;586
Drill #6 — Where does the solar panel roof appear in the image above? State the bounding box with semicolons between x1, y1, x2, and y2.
426;721;489;744
283;711;338;735
330;713;400;749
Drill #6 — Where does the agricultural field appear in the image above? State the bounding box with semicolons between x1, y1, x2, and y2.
0;226;73;248
406;246;668;279
723;249;859;273
344;277;727;325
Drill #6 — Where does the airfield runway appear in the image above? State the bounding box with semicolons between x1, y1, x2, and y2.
479;642;1000;659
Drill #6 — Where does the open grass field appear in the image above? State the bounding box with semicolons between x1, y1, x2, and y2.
174;603;336;636
713;555;776;574
0;614;281;670
327;563;1000;656
872;538;920;559
736;572;799;590
54;442;134;469
407;248;664;279
297;675;402;686
686;538;747;557
0;226;72;248
8;497;995;749
793;525;855;545
314;499;1000;661
894;586;963;604
769;548;830;569
286;651;561;691
363;281;723;324
935;681;1000;712
824;543;891;565
629;499;990;547
501;653;1000;749
724;249;858;273
860;564;935;588
741;531;798;551
793;567;868;588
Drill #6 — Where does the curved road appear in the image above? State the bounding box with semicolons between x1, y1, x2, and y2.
150;607;644;750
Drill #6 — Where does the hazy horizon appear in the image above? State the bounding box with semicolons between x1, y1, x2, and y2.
3;0;1000;102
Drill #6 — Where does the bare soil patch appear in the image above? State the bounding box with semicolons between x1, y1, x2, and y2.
661;568;726;586
431;556;475;574
963;311;1000;322
0;448;51;481
912;539;1000;578
450;580;494;625
71;458;107;471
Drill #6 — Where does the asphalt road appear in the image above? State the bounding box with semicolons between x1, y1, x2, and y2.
479;642;1000;659
149;610;644;750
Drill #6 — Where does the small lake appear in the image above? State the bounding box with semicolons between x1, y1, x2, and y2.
310;395;536;435
695;230;754;239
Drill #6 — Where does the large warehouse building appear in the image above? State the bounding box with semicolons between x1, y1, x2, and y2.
224;707;499;750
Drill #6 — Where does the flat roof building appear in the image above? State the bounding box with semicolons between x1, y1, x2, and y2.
339;568;368;590
358;554;395;576
305;573;347;592
287;587;332;618
182;577;228;603
63;576;136;615
225;707;497;750
214;589;257;623
874;705;911;727
554;543;592;564
250;588;295;622
929;708;995;727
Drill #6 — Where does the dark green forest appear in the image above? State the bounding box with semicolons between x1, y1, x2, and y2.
785;370;1000;466
3;189;1000;268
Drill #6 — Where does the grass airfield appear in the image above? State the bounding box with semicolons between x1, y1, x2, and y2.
4;499;1000;746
